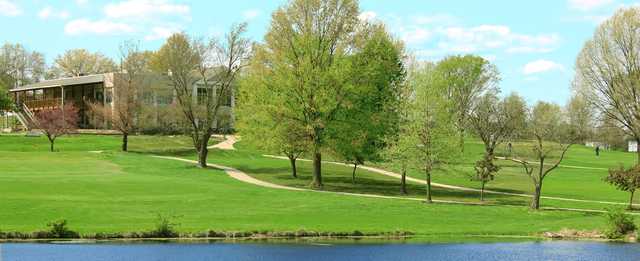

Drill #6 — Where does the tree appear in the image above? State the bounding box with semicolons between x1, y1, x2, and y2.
472;154;500;201
575;7;640;164
502;92;528;141
243;0;361;188
237;78;308;178
468;92;520;201
327;24;406;183
509;102;575;210
0;85;11;113
595;117;627;150
605;165;640;209
89;41;149;151
435;55;499;154
404;62;459;203
0;43;45;88
32;103;79;152
566;93;594;143
51;49;116;78
153;25;250;168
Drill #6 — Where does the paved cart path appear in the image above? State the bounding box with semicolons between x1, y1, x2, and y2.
175;135;638;212
208;135;238;150
263;155;638;208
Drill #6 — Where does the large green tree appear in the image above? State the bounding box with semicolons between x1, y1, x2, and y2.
401;62;459;203
237;51;309;178
435;55;499;154
575;7;640;164
241;0;365;188
327;24;406;183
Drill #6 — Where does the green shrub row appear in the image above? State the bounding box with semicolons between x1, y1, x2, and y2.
0;219;413;240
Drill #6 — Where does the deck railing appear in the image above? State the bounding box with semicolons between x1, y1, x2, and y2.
23;98;62;111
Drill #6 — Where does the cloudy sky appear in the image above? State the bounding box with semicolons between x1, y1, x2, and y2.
0;0;635;104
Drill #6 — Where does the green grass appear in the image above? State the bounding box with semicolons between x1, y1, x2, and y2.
0;134;633;237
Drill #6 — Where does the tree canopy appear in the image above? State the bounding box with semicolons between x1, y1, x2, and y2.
50;49;116;78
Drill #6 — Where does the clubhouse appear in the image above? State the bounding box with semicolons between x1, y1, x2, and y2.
8;73;234;130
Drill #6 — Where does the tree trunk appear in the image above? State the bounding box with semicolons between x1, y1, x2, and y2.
289;156;298;178
459;128;465;154
629;190;635;210
197;134;211;168
425;168;432;203
122;133;128;152
401;167;407;195
480;181;486;201
312;149;323;188
351;163;358;184
49;139;55;152
531;183;542;210
636;138;640;165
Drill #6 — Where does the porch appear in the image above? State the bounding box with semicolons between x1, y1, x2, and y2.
9;74;111;129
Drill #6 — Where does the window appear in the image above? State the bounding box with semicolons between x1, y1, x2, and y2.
197;88;208;105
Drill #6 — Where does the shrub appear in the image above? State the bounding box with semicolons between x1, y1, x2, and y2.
47;219;79;238
149;214;179;238
605;208;637;239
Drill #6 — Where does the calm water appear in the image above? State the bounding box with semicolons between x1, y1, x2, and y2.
1;241;640;261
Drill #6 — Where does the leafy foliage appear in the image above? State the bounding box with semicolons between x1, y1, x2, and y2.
47;219;79;238
50;49;116;78
394;62;460;202
0;43;45;88
604;208;637;239
33;103;79;152
435;55;499;152
605;164;640;209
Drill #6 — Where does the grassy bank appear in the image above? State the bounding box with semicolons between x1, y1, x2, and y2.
0;134;632;238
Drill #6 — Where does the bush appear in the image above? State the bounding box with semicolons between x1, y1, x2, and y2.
605;208;637;239
148;214;179;238
47;219;79;238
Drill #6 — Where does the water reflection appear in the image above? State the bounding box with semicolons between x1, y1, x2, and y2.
1;241;639;261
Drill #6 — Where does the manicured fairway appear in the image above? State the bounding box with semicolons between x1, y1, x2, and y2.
0;134;634;237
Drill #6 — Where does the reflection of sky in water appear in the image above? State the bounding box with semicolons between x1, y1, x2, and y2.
1;241;640;261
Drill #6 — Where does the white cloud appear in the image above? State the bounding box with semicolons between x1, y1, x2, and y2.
64;19;135;35
0;0;21;17
568;0;614;11
433;25;560;55
523;59;565;75
144;26;179;41
358;11;377;21
402;28;432;45
76;0;89;5
104;0;190;20
242;9;260;20
38;7;70;20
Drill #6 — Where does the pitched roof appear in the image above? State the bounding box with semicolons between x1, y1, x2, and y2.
9;74;105;92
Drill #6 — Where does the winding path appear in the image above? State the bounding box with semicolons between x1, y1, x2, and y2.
263;155;638;208
208;135;238;150
151;135;638;214
151;155;480;205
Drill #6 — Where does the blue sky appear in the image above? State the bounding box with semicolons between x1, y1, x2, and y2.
0;0;636;105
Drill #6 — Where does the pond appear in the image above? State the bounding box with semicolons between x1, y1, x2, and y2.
1;240;639;261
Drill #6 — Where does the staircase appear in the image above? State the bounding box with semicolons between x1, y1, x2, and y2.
13;103;35;131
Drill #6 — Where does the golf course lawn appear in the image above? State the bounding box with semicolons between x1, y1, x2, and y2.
0;134;635;237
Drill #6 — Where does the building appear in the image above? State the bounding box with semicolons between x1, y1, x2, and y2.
7;73;234;131
629;140;638;153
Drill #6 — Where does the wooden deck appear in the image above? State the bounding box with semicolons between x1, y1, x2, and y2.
24;98;63;111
